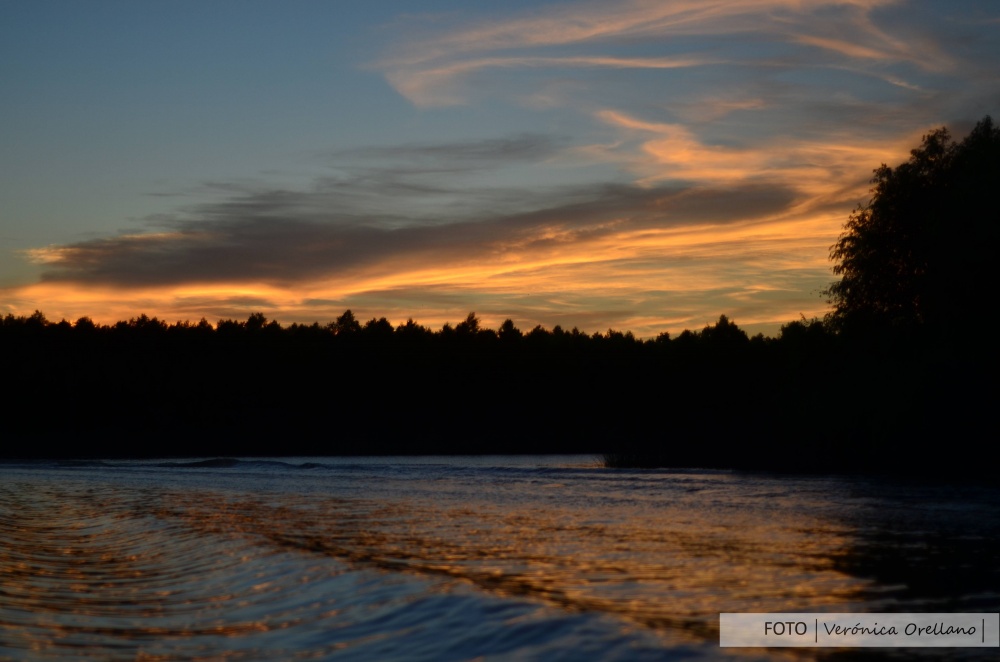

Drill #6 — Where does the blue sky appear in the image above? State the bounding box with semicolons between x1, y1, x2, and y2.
2;0;998;336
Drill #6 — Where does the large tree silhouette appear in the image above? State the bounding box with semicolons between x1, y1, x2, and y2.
826;116;1000;339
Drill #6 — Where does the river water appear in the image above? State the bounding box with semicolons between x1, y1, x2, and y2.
1;456;997;661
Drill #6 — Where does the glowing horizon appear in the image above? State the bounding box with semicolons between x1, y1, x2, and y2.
2;1;997;337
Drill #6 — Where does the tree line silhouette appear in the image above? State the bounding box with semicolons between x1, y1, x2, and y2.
3;118;996;476
0;307;988;476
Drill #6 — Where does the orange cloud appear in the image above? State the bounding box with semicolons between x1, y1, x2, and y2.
594;108;925;201
3;203;839;338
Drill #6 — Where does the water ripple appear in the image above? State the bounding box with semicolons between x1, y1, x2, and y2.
0;478;693;661
3;459;998;661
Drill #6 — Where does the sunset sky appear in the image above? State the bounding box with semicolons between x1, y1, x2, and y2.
2;0;998;337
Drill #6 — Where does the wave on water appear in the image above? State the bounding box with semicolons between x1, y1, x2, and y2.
0;476;694;661
155;457;244;468
38;456;609;476
4;458;998;661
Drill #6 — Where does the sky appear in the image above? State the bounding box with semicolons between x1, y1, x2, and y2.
2;0;998;337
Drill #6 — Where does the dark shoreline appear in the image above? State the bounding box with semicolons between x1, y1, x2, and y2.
2;311;993;479
3;457;996;491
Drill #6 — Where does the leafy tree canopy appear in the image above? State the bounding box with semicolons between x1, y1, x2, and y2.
826;116;1000;337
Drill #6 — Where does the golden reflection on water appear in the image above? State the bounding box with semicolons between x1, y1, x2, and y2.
0;487;301;658
8;466;972;661
147;479;867;648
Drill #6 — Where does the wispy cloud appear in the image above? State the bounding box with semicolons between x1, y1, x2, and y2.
371;0;996;225
386;0;901;63
385;55;718;108
593;108;922;199
378;0;935;109
331;133;564;166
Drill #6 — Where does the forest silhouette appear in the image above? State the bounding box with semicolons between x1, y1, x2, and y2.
0;306;988;476
2;118;996;476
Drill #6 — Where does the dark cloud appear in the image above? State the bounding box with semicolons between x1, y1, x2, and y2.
330;133;565;166
35;172;797;289
35;127;794;294
306;134;574;224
